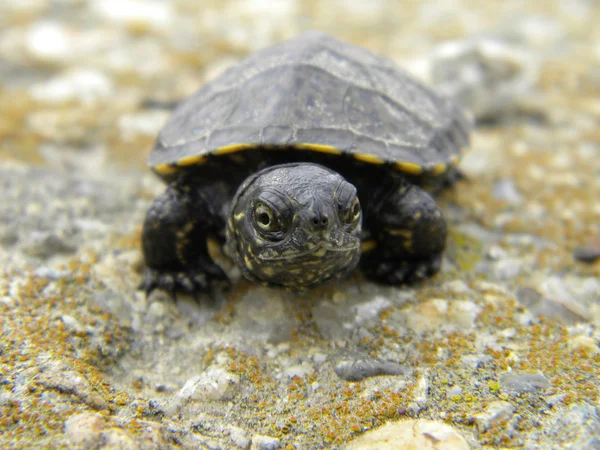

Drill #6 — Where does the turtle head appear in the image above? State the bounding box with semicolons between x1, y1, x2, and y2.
226;163;362;289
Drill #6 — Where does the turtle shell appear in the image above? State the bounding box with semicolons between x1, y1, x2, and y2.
149;31;471;178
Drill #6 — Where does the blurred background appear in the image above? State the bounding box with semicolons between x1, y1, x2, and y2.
1;3;599;449
1;0;598;171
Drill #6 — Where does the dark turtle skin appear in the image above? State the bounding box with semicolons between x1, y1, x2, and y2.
141;31;471;298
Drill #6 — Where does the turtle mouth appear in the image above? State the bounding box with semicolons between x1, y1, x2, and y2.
258;240;360;261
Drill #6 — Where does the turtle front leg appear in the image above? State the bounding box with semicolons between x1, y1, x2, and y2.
141;180;229;299
360;182;447;285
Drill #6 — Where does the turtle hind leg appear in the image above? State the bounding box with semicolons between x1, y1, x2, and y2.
141;180;229;301
360;182;447;285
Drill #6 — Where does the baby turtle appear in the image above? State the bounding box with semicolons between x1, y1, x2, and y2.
142;31;471;297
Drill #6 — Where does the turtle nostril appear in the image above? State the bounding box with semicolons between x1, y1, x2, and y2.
310;214;329;229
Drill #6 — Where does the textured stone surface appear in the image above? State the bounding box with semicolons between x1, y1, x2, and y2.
344;419;471;450
1;1;599;449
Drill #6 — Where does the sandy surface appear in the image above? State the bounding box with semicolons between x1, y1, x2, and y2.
1;1;599;449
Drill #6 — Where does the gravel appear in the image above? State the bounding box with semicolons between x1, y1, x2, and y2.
1;1;599;449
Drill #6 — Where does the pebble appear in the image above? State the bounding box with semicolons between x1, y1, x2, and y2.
543;404;600;448
36;357;108;410
431;37;537;121
470;401;515;431
573;246;600;263
283;363;314;379
30;69;113;105
64;412;105;446
22;231;76;259
0;296;15;307
447;385;463;398
516;286;590;324
441;279;471;295
40;144;107;176
491;258;524;280
188;366;239;401
486;245;507;261
408;373;430;414
388;299;482;334
312;352;328;366
499;371;549;395
546;393;567;408
25;21;72;63
312;293;393;340
233;287;299;343
504;16;565;48
332;351;408;382
229;426;251;450
102;427;138;450
568;335;599;354
118;110;170;141
250;434;281;450
461;355;493;369
33;267;71;280
492;179;523;205
91;0;174;31
60;314;86;334
344;419;471;450
165;366;240;415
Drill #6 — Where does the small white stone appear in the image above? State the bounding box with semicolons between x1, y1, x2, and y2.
351;296;393;324
91;0;174;31
64;412;105;446
283;363;314;379
169;366;240;414
61;315;85;333
118;110;170;141
250;434;281;450
147;300;168;318
442;279;471;294
0;296;15;307
25;21;70;63
229;426;251;450
344;419;471;450
393;299;482;334
568;335;599;354
431;38;538;120
31;69;113;105
487;245;507;261
313;352;328;365
102;427;138;450
447;385;463;398
471;401;515;431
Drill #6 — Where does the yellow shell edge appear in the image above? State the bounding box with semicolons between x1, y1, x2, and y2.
213;143;257;155
154;163;179;175
176;154;207;167
394;161;423;176
353;153;385;165
431;162;447;176
294;143;342;155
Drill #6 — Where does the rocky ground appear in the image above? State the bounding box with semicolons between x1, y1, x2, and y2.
1;1;599;449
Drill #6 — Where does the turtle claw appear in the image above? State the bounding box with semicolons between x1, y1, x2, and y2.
366;253;443;285
140;265;229;302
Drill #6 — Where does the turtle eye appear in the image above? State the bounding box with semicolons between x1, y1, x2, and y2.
341;196;361;230
254;202;283;234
